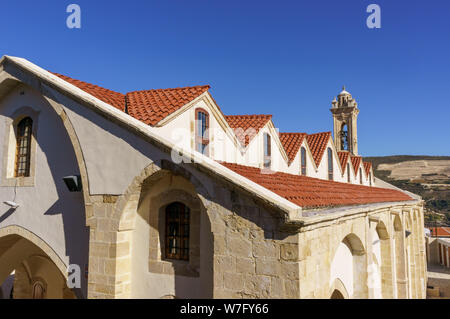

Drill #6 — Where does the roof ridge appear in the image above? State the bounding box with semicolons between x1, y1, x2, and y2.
126;84;210;94
225;114;272;118
280;132;307;135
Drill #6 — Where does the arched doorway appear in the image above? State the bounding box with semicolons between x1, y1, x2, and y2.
371;221;392;298
330;233;367;299
0;227;75;299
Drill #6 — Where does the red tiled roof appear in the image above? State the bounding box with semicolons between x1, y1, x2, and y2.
306;132;332;167
224;115;272;147
351;155;363;174
279;133;307;165
221;162;413;209
52;73;126;111
338;151;350;173
429;227;450;238
363;162;372;176
126;86;210;126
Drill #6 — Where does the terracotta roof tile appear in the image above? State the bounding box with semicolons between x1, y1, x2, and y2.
306;132;332;167
279;133;307;165
221;162;413;209
126;85;210;126
363;161;372;176
51;72;126;111
338;151;350;173
224;114;272;147
429;227;450;238
351;155;363;174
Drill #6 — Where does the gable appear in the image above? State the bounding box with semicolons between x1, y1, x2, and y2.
306;132;332;167
279;133;307;166
224;114;272;147
126;86;210;126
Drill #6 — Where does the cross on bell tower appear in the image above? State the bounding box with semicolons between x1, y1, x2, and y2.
330;86;359;155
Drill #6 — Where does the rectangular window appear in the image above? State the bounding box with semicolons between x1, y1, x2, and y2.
165;202;190;261
195;110;209;156
301;147;307;175
263;133;271;168
327;148;333;180
15;117;33;177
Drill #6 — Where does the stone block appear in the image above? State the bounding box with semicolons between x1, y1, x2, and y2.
280;243;299;261
236;258;255;274
253;240;278;258
255;257;279;276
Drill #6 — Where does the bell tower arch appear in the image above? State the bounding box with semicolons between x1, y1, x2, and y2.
330;86;359;155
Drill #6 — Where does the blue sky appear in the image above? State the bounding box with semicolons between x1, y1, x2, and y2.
1;0;449;156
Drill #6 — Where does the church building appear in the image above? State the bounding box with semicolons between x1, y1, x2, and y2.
0;56;426;299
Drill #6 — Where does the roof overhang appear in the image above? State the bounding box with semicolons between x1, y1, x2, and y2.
0;55;303;224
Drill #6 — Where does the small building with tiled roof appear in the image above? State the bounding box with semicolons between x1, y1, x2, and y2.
0;56;425;300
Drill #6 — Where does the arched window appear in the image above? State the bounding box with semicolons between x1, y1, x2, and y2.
359;168;363;184
331;289;345;299
263;133;271;168
340;123;349;151
347;163;351;182
15;117;33;177
327;148;333;180
32;281;45;299
300;147;307;175
195;109;209;156
165;202;190;261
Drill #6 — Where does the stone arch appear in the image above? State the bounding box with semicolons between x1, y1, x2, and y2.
329;278;349;299
330;232;367;299
341;233;365;256
0;226;67;280
93;159;214;298
114;159;212;232
0;225;75;299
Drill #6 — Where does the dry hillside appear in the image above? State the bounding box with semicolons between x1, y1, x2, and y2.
363;155;450;227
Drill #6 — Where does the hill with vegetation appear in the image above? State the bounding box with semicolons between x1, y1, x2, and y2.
363;155;450;227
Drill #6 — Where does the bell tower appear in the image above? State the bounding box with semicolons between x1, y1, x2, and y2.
330;86;359;155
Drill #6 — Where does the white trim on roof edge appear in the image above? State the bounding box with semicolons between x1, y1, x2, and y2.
1;55;303;221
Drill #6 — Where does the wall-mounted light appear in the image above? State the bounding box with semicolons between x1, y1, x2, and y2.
4;201;19;209
405;230;412;238
63;175;82;192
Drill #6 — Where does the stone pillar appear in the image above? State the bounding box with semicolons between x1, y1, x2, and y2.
86;196;132;299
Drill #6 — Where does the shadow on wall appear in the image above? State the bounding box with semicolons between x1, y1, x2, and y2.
0;209;15;224
0;92;90;298
37;104;89;299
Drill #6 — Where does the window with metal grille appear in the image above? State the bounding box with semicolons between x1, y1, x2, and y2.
195;109;209;156
327;148;333;180
165;202;190;261
15;117;33;177
301;147;307;175
263;133;271;168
